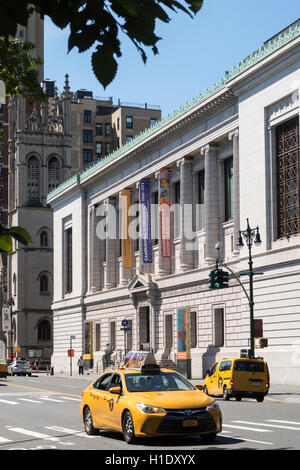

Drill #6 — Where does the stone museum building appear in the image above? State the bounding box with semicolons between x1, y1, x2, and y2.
48;20;300;384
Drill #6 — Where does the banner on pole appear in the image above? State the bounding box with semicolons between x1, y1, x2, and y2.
2;308;10;332
159;168;171;258
139;179;152;263
177;307;191;360
121;189;132;268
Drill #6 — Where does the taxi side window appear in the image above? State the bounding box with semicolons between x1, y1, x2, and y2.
109;373;123;393
93;373;113;390
209;363;218;375
219;361;232;372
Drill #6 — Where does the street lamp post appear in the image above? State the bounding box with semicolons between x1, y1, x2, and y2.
237;218;261;358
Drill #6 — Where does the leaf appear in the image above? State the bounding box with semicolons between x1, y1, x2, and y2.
91;45;118;89
0;234;13;253
8;226;32;245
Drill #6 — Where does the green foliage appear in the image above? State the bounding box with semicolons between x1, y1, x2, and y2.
0;225;32;253
0;0;204;89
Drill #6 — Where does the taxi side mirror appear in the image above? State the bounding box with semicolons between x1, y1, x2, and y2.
109;386;121;395
195;384;203;391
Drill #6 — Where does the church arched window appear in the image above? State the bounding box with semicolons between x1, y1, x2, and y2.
27;156;40;202
48;156;60;192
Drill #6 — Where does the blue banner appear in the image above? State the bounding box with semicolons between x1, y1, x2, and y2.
139;179;152;263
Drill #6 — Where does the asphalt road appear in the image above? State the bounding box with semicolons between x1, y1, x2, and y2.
0;374;299;455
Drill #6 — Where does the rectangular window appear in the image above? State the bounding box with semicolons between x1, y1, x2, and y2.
105;123;110;135
150;118;157;126
224;156;233;221
83;149;93;162
276;117;300;238
0;186;3;200
214;308;224;347
84;110;91;123
96;142;102;156
0;164;2;177
110;321;116;349
126;116;133;129
83;129;92;143
66;228;72;293
105;142;110;155
126;135;133;143
96;123;102;135
197;170;205;230
95;323;101;351
96;106;102;115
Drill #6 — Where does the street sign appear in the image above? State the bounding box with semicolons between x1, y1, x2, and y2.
120;327;131;332
121;319;129;326
67;349;74;357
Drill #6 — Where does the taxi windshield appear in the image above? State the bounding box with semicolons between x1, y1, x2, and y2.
125;371;196;392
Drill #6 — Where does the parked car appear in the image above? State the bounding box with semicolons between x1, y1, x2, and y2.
0;360;8;379
8;360;32;376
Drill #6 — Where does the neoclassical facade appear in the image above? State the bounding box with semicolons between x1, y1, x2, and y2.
48;21;300;384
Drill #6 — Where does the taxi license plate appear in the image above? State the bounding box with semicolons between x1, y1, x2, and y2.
182;419;198;427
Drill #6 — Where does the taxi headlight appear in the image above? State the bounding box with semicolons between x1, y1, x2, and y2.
136;403;166;414
206;401;220;412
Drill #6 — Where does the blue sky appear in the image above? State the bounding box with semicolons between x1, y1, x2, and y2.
44;0;300;118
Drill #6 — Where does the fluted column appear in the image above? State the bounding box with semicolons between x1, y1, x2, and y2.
89;205;102;291
229;128;240;255
119;190;133;285
202;143;219;263
176;156;194;271
104;197;117;289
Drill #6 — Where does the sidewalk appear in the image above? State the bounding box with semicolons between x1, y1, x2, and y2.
50;371;300;404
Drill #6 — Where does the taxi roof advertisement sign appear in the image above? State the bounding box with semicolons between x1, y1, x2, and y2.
123;351;156;369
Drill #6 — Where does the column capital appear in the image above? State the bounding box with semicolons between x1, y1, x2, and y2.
176;156;194;168
229;127;239;140
200;143;219;156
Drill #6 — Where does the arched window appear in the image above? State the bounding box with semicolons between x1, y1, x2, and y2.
27;156;40;201
40;274;49;293
38;319;51;341
48;156;60;192
40;230;48;247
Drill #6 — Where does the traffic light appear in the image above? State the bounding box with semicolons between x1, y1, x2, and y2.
209;268;229;289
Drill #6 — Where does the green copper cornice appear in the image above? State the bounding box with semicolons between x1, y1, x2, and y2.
47;21;300;202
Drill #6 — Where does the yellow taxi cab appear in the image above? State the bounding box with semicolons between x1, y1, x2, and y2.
203;357;270;402
80;351;222;444
0;360;8;379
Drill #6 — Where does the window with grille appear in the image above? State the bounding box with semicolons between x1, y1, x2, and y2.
48;157;60;192
276;117;300;238
27;156;40;201
40;274;49;293
38;319;51;341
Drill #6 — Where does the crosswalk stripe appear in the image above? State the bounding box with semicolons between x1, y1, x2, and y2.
59;396;81;402
223;424;272;433
39;397;66;403
6;427;60;442
0;398;19;405
232;420;300;431
46;426;96;438
19;398;43;404
0;436;12;443
267;420;300;426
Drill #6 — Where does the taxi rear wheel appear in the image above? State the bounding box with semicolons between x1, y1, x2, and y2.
122;411;136;444
83;406;98;435
222;386;230;401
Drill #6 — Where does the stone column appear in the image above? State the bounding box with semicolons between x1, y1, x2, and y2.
176;156;194;271
104;197;117;289
155;170;171;277
89;205;102;291
119;190;133;285
202;143;219;263
229;128;240;255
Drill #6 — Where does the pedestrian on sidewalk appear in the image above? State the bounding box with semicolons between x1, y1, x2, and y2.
34;359;40;374
77;355;84;375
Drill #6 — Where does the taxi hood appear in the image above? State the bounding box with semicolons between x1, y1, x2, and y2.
131;389;214;408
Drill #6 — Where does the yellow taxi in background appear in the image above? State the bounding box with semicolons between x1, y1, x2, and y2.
0;360;8;379
80;351;222;444
203;357;270;402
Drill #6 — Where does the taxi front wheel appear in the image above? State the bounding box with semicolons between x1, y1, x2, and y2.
83;407;98;435
122;411;137;444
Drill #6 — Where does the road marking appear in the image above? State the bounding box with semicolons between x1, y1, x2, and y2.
0;398;19;405
46;426;96;438
0;381;81;398
228;436;274;446
267;420;300;426
19;398;44;404
233;420;300;431
0;436;12;443
6;427;60;442
223;424;272;433
59;396;81;402
39;397;66;403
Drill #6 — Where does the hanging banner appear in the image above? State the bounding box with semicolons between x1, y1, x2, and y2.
139;179;152;263
159;168;171;257
177;307;191;360
121;189;132;268
84;321;93;359
2;308;10;332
